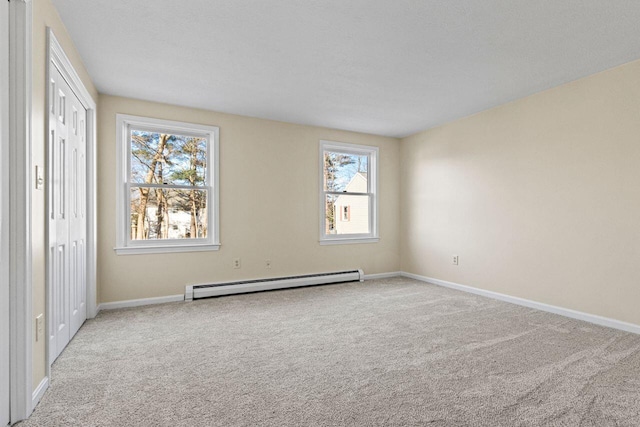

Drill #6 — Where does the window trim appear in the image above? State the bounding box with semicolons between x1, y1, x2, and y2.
114;114;220;255
319;140;379;245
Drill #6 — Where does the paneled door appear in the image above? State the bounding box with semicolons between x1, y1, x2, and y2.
48;64;88;364
1;0;10;422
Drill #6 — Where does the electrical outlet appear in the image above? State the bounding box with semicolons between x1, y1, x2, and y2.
233;258;241;269
36;314;44;342
452;255;459;265
265;260;272;269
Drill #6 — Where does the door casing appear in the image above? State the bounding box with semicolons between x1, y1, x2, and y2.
1;0;11;424
8;0;33;422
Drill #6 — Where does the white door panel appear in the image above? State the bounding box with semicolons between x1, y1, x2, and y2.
48;65;87;364
69;96;87;337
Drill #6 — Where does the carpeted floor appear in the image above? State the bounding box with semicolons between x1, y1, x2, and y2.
20;277;640;426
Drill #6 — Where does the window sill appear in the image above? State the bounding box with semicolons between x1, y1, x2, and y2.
114;243;220;255
319;237;379;246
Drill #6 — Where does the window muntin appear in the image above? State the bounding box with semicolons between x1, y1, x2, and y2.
116;115;219;254
320;140;378;244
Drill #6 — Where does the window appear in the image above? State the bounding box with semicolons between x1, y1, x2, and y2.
115;115;220;254
341;206;350;222
320;140;378;244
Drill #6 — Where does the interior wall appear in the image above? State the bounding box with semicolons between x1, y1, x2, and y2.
98;95;400;303
31;0;98;391
400;58;640;326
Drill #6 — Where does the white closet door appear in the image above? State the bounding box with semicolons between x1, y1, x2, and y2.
48;65;87;364
68;89;87;337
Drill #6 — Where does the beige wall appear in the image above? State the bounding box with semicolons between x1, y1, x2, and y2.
401;59;640;326
98;95;400;303
31;0;98;391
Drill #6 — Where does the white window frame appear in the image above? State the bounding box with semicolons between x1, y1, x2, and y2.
319;140;379;245
115;114;220;254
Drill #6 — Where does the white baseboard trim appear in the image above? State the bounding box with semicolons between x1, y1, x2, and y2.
97;294;184;311
401;272;640;335
363;271;401;280
32;376;48;409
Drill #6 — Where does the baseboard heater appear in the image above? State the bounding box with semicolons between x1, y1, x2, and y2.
185;269;364;301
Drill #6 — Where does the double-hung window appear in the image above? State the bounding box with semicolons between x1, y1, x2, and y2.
320;140;378;244
115;114;220;254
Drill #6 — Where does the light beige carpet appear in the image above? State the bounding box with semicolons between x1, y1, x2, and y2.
20;277;640;426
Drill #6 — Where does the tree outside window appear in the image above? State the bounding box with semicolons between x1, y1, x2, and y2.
115;115;219;254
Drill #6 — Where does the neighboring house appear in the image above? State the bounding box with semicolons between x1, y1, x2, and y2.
334;172;369;235
143;206;207;239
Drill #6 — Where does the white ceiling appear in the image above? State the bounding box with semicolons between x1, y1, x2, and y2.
51;0;640;138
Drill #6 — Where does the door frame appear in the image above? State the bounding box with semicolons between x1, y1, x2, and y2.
1;0;11;424
8;0;33;422
46;28;98;370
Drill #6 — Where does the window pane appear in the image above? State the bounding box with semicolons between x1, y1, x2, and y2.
130;130;207;186
323;151;368;192
325;194;369;235
130;187;208;240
